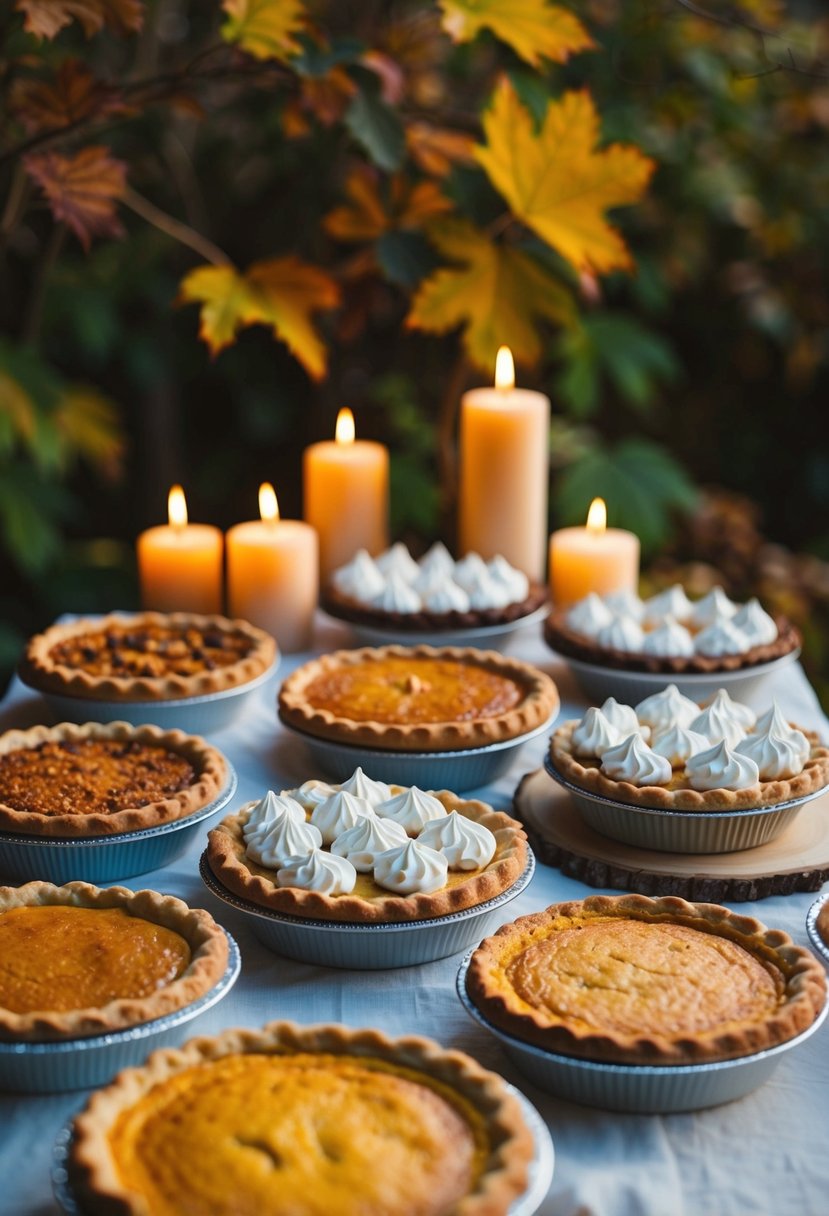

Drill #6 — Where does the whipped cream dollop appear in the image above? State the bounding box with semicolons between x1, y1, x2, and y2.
418;541;455;582
642;617;695;658
705;689;756;731
487;555;529;602
453;552;489;591
371;571;421;614
282;780;338;812
375;542;420;584
694;618;750;657
242;790;306;843
375;787;447;836
736;728;810;779
642;584;693;626
603;590;645;621
754;702;811;763
421;580;470;614
596;615;646;653
373;839;448;894
731;598;778;646
245;814;323;869
417;810;497;870
690;699;747;749
685;741;759;791
277;849;357;895
571;707;623;757
330;815;408;871
336;767;392;807
310;790;374;845
600;734;672;786
600;697;644;737
331;549;386;600
689;586;737;629
635;684;699;731
565;593;614;638
650;723;711;768
464;569;511;611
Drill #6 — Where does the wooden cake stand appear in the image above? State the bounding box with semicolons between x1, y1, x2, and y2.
514;768;829;902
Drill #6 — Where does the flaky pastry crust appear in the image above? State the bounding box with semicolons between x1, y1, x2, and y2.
278;644;559;752
321;582;548;633
206;792;528;923
70;1020;535;1216
0;880;228;1042
0;720;228;837
466;894;827;1065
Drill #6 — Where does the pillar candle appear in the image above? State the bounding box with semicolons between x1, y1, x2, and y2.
226;483;318;653
303;408;389;581
458;347;550;580
548;498;640;608
137;486;223;614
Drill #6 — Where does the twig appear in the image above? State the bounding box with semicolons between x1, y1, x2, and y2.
121;186;231;266
22;221;65;345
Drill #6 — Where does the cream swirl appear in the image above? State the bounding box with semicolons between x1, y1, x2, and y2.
600;734;672;786
487;555;529;602
242;790;305;843
705;689;756;731
330;549;386;602
373;839;448;894
596;615;646;653
336;767;392;807
642;618;695;658
453;552;489;591
421;580;470;614
635;684;699;731
685;741;759;791
374;542;420;584
417;811;497;870
283;780;338;812
689;586;737;629
690;699;747;749
571;708;623;757
310;790;374;845
736;728;809;779
375;787;447;836
464;569;511;611
694;618;750;657
276;849;356;894
642;584;693;626
245;815;322;869
371;571;421;614
731;598;778;646
330;815;408;871
603;590;645;622
565;593;614;638
417;541;455;582
754;703;811;763
600;697;647;738
650;724;710;768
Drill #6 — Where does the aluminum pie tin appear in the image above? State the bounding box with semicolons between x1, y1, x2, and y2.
456;952;829;1113
543;754;816;855
0;929;240;1094
806;893;829;968
27;658;279;733
199;849;535;970
327;603;551;648
0;762;237;884
277;713;557;792
51;1073;553;1216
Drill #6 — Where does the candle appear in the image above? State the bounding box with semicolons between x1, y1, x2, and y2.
548;498;640;608
226;483;318;653
458;347;550;580
137;486;223;614
303;408;389;581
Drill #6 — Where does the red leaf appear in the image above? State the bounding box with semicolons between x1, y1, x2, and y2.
24;145;127;250
10;60;128;134
14;0;143;40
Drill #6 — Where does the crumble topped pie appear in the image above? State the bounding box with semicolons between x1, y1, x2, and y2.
465;894;827;1065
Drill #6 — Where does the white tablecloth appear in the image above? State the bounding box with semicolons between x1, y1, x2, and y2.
1;614;828;1216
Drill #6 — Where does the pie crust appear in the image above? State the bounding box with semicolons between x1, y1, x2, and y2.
465;894;827;1065
278;645;559;752
322;581;548;633
550;718;829;812
543;608;800;674
207;792;528;923
0;880;228;1041
19;610;276;702
0;720;228;837
70;1021;534;1216
816;901;829;952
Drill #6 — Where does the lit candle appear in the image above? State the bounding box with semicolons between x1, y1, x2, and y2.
303;408;389;580
226;483;318;653
137;486;223;614
548;497;640;608
458;346;550;580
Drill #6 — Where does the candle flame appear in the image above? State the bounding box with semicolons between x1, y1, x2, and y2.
586;497;607;535
335;407;355;445
494;346;515;391
168;485;188;528
259;482;279;523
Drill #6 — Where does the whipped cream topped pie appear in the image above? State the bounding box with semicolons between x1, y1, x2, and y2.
550;687;829;811
323;542;546;630
544;585;800;674
207;768;528;922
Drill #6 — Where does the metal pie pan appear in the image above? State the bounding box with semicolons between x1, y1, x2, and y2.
277;713;557;792
0;762;237;884
806;893;829;968
51;1067;553;1216
0;929;240;1094
325;602;551;648
456;952;829;1113
543;754;817;855
199;849;535;970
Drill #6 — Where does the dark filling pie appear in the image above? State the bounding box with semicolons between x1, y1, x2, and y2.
47;624;255;681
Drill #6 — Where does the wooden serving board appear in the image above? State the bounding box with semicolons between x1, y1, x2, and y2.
514;768;829;902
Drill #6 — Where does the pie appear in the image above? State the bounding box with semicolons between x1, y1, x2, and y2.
465;894;827;1065
19;610;276;702
69;1021;535;1216
0;721;227;837
278;644;559;752
816;901;829;953
0;880;228;1041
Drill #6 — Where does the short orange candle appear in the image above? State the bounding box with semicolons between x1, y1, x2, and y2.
303;408;389;580
549;498;640;608
137;486;223;614
226;483;318;653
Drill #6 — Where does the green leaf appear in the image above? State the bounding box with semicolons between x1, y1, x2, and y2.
390;452;440;536
0;470;64;574
376;231;438;289
293;33;365;75
345;85;405;173
554;313;680;419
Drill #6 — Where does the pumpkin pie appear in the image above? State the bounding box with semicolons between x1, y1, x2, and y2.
0;720;227;837
19;610;276;702
0;880;228;1041
69;1020;535;1216
465;894;827;1065
278;644;559;752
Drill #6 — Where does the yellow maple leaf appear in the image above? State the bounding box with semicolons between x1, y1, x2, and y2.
221;0;306;61
476;78;655;275
178;257;339;380
407;219;575;371
324;166;452;242
438;0;593;67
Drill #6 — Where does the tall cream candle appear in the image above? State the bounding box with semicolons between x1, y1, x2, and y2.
458;347;550;580
303;408;389;581
549;498;640;608
137;486;223;614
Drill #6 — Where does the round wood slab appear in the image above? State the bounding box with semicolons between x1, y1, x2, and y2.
514;767;829;902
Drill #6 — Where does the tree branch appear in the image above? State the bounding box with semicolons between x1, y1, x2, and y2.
121;186;231;266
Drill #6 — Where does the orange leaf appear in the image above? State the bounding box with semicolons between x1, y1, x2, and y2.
9;60;128;134
476;78;655;275
324;165;451;242
438;0;593;67
406;121;476;177
15;0;143;40
24;145;126;250
221;0;306;60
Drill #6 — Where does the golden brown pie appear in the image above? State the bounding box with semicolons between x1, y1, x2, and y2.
278;645;559;752
19;610;276;702
70;1021;535;1216
0;721;227;837
0;880;228;1041
466;894;827;1065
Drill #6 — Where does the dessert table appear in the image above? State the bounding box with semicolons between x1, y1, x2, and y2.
1;612;828;1216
